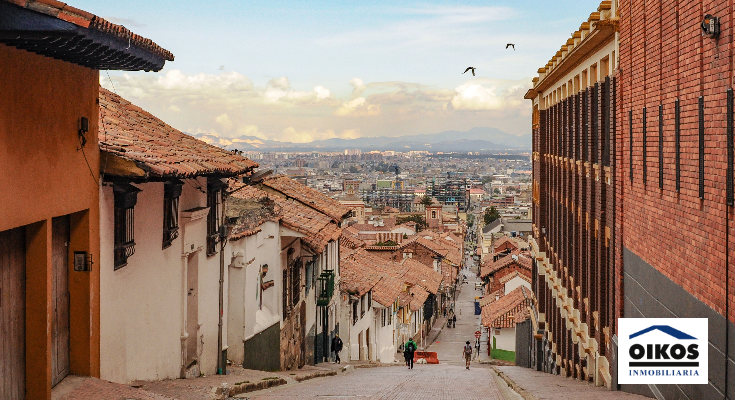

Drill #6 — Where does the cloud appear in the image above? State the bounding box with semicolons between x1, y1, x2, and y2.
450;79;526;111
101;70;530;144
335;97;380;117
215;113;233;131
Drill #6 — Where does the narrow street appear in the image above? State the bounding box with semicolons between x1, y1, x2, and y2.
243;257;510;399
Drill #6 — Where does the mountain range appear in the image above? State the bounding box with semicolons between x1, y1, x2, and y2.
191;127;531;153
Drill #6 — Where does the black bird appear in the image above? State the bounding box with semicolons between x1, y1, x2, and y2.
463;67;476;76
506;43;515;50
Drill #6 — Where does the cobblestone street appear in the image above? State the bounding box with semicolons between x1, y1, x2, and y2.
242;363;505;399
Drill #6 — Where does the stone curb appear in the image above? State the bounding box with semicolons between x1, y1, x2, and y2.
216;377;288;399
491;366;538;400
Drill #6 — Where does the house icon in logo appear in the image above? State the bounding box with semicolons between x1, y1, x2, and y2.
629;325;697;340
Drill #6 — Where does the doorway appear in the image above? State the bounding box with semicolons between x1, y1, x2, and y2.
186;253;199;367
51;216;70;386
0;227;26;399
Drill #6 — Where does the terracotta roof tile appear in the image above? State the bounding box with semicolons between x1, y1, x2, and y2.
480;251;532;278
260;175;350;221
481;286;534;328
400;258;442;295
5;0;173;61
99;88;257;178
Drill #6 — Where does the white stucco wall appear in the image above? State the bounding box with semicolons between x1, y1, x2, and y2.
227;220;281;365
503;276;531;295
374;307;397;363
492;328;515;352
348;294;374;361
100;178;227;383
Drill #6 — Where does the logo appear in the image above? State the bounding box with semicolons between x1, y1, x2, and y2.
618;318;708;384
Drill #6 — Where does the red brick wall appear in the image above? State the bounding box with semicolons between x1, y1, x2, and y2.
618;0;733;324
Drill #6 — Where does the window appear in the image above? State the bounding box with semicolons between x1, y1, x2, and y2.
381;309;386;327
388;306;392;325
291;257;301;305
162;180;182;249
352;301;358;325
367;291;371;310
206;178;225;256
113;183;141;270
431;210;437;219
360;294;365;317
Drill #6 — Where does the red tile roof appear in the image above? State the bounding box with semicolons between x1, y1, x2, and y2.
481;286;534;328
259;175;350;221
480;251;532;278
99;88;258;179
401;258;442;295
227;183;279;240
4;0;173;62
228;180;341;251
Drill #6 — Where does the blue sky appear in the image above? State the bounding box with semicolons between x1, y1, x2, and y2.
81;0;600;144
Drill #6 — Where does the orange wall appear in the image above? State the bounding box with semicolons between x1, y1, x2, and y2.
0;43;100;231
0;43;101;398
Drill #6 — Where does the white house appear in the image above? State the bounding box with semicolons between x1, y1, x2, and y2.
97;88;258;383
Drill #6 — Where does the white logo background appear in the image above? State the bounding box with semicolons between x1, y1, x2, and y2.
618;318;708;385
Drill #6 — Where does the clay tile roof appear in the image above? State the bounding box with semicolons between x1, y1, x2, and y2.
493;236;519;252
514;306;531;324
227;182;279;240
339;228;366;250
260;175;350;221
481;286;534;328
410;233;463;266
99;88;257;178
481;251;532;278
498;270;532;285
401;258;442;295
275;196;341;252
2;0;173;68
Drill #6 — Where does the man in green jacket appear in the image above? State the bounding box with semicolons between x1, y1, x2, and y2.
404;339;417;369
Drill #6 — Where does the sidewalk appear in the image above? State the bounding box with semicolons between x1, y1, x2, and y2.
493;366;652;400
52;361;392;400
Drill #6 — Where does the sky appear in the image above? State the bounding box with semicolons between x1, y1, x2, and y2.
80;0;600;144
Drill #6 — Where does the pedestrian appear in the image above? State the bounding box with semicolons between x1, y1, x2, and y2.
474;338;480;357
404;338;417;369
331;334;343;364
463;340;473;370
452;314;457;328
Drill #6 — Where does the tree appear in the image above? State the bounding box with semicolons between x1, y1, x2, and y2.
483;206;500;225
396;214;427;231
419;196;433;206
348;165;358;173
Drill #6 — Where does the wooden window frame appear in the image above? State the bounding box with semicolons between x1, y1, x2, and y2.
162;180;182;249
113;183;141;270
206;178;225;256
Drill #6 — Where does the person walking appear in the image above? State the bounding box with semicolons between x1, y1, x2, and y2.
452;314;457;328
404;338;417;369
463;340;473;370
331;334;343;364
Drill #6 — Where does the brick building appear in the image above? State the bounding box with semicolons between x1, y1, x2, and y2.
525;0;735;398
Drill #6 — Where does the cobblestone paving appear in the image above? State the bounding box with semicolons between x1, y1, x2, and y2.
245;261;504;400
243;363;504;399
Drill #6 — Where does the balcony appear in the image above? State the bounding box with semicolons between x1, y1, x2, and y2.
316;270;335;307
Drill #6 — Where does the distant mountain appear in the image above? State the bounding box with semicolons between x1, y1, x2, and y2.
192;127;531;152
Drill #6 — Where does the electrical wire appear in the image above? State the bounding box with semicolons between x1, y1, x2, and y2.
79;139;99;186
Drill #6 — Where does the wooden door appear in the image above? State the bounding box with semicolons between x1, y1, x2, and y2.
186;253;199;366
0;227;26;399
51;217;70;386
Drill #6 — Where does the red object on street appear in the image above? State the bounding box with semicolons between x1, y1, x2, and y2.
413;351;439;364
474;330;481;338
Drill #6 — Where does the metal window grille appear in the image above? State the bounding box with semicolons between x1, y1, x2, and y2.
291;258;301;305
699;96;705;199
629;110;633;182
162;181;182;249
643;107;647;185
674;99;681;192
659;104;664;189
603;77;610;166
728;89;734;206
583;91;588;162
113;184;140;270
592;83;599;164
206;185;223;256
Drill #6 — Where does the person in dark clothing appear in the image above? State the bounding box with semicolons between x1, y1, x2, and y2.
404;339;417;369
331;334;343;364
452;314;457;328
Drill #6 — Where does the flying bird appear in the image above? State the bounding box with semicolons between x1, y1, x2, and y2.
463;67;476;76
506;43;515;50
